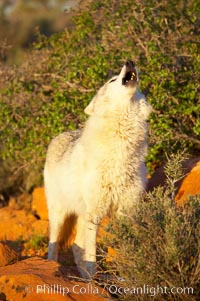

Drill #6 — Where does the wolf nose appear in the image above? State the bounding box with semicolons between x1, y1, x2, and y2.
125;60;135;68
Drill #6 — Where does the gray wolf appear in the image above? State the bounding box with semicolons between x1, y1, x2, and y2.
44;60;151;279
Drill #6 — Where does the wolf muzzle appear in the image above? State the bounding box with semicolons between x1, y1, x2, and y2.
122;60;138;86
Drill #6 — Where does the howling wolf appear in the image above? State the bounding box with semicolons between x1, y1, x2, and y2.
44;60;151;279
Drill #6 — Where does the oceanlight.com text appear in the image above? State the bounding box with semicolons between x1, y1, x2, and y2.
107;284;194;296
25;283;194;297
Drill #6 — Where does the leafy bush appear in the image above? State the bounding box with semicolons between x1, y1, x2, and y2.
25;234;48;252
0;0;199;192
101;153;200;300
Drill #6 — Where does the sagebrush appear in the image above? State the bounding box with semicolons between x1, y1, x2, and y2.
101;154;200;300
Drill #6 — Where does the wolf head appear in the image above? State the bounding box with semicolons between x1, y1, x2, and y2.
85;60;151;120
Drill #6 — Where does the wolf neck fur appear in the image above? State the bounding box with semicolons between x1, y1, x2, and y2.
80;106;148;167
83;105;147;142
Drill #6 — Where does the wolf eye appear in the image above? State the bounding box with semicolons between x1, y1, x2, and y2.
109;77;117;83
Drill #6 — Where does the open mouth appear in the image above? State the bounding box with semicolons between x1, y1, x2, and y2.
122;71;137;85
122;60;138;86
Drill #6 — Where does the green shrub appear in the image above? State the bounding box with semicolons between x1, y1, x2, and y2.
101;153;200;300
25;234;48;252
0;0;199;192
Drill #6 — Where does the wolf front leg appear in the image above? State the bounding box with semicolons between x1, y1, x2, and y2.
72;216;87;277
72;215;98;280
84;215;99;279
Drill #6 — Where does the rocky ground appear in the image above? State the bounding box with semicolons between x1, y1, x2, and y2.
0;158;199;301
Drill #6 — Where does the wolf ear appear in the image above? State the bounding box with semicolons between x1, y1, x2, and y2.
84;97;95;115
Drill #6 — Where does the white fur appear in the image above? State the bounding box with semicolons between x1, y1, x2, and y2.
44;62;151;279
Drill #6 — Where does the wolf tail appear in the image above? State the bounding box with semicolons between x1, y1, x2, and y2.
58;213;77;249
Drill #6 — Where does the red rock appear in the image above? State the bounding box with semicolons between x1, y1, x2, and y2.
0;243;19;267
0;208;48;241
18;192;32;210
176;160;200;205
31;220;49;237
0;257;108;301
0;208;37;241
147;158;200;203
32;187;48;220
8;197;18;209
